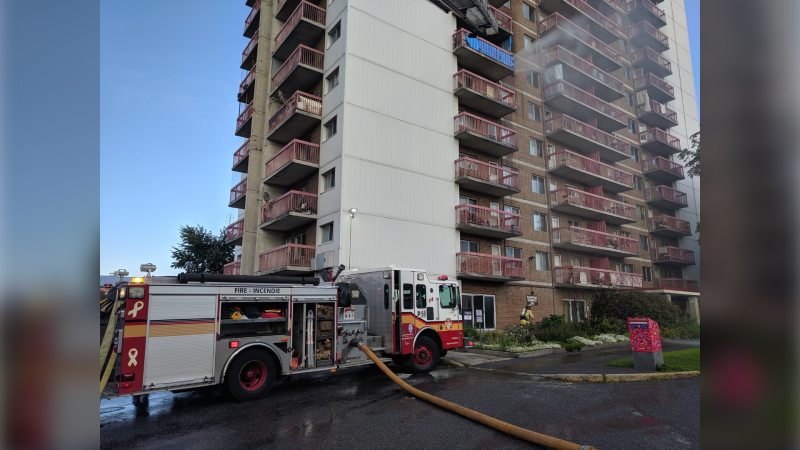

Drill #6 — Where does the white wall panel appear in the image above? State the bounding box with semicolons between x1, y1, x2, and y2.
349;0;455;52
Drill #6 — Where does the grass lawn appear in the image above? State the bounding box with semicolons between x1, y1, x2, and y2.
603;347;700;372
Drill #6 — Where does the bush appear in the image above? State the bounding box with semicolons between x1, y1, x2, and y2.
660;317;700;339
589;288;684;328
504;325;537;346
563;342;583;352
463;326;480;339
540;314;565;328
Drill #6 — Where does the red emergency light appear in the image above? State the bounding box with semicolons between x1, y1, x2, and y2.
229;341;239;348
438;275;448;280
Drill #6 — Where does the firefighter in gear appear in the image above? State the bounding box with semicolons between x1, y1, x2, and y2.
520;304;535;326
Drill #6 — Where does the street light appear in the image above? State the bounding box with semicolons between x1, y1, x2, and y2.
348;208;358;268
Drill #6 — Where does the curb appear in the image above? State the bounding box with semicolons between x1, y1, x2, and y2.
464;342;631;359
440;358;465;368
537;371;700;383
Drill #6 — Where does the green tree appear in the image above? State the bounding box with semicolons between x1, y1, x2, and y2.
170;225;234;274
679;131;700;242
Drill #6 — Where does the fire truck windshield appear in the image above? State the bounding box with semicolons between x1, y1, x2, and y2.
439;285;458;308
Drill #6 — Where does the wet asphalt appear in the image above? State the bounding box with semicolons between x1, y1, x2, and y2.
100;356;699;449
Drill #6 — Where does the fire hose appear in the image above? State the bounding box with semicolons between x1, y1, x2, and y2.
100;287;122;396
357;342;595;450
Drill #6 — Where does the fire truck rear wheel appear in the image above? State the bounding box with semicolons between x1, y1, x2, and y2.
226;349;276;402
409;336;440;374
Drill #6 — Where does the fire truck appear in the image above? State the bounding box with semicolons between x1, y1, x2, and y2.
102;265;468;402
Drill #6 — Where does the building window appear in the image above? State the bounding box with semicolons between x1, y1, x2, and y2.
554;254;562;267
523;2;534;21
639;235;649;251
642;266;653;282
622;66;632;80
532;175;546;194
526;70;539;88
506;247;522;259
327;22;341;48
631;147;640;162
535;251;550;271
570;256;584;267
460;240;478;253
322;169;335;191
533;212;548;231
616;13;626;28
549;179;557;191
568;219;581;227
524;35;536;52
324;117;337;141
504;205;520;215
325;68;339;94
637;205;646;221
619;39;629;55
500;36;512;52
624;91;633;106
628;119;638;134
461;294;496;329
547;143;556;155
320;222;334;243
563;299;587;323
286;233;307;245
459;195;478;205
528;102;542;122
633;175;643;191
530;137;544;157
624;264;634;273
551;216;559;228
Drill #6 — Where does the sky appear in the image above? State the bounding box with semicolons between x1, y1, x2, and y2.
100;1;701;277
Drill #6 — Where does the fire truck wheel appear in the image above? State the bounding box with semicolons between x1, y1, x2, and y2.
409;336;439;374
391;354;411;367
226;349;276;402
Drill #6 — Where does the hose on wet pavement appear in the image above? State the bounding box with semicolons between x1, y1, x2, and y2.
358;343;595;450
100;287;121;397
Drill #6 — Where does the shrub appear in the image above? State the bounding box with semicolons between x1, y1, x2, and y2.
589;288;684;328
504;325;537;345
563;342;583;352
660;317;700;339
569;336;603;346
464;326;480;339
540;314;565;328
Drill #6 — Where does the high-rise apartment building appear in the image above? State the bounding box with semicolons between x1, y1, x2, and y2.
224;0;700;329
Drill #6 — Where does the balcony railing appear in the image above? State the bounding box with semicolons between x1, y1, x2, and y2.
271;45;324;89
544;79;628;124
262;190;318;222
550;187;638;221
647;215;692;234
268;91;322;134
239;66;256;96
541;46;624;95
454;111;518;147
553;266;644;288
274;1;326;50
453;69;516;107
562;0;621;39
634;72;674;97
456;252;524;278
548;150;634;188
258;244;315;272
237;101;254;132
226;218;245;241
454;157;519;189
490;5;512;30
650;247;695;264
230;178;247;204
629;21;669;49
455;204;521;231
639;128;681;151
654;278;699;290
233;140;251;168
645;185;688;205
264;139;320;179
636;100;678;123
552;226;640;253
244;0;261;34
242;30;259;65
546;114;631;156
643;156;683;178
223;260;242;275
627;0;666;23
539;13;621;64
631;47;672;73
452;28;514;68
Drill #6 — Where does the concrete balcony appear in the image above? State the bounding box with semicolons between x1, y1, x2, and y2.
629;21;669;53
553;266;644;288
244;0;261;38
454;112;518;156
241;30;259;71
453;69;516;118
543;79;628;132
235;102;254;138
271;45;324;98
275;0;303;21
232;139;251;173
546;115;632;163
642;156;684;183
650;247;695;266
455;204;522;239
456;252;524;282
541;46;624;102
549;187;637;224
273;1;326;60
267;91;322;143
538;0;622;44
631;47;672;78
452;28;514;81
539;13;622;73
639;127;681;156
238;66;256;104
647;215;692;237
626;0;667;29
636;100;679;129
260;190;318;231
645;185;689;209
225;218;245;246
654;278;699;291
454;157;520;197
490;5;513;39
223;260;242;276
585;0;623;17
263;139;320;186
229;178;248;209
552;226;640;257
547;150;634;193
257;244;315;276
634;72;675;103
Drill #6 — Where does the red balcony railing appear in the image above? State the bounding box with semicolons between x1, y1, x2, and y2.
648;215;692;234
629;21;669;48
650;247;695;264
631;47;672;73
627;0;666;23
645;185;688;205
264;139;320;179
639;127;681;151
244;0;261;34
539;14;621;64
233;140;251;167
223;260;242;275
452;29;514;68
261;190;318;222
455;204;521;231
546;115;631;156
643;156;683;178
237;101;254;132
634;72;674;97
544;80;628;124
562;0;621;38
552;226;640;253
554;266;644;287
454;157;519;189
226;218;245;241
258;244;315;272
541;46;624;94
453;69;516;107
274;1;326;50
230;178;247;204
242;30;259;64
239;66;256;96
548;150;634;187
454;111;518;147
456;252;524;278
636;100;678;123
268;91;322;133
271;45;324;88
490;5;512;30
550;187;638;220
654;278;699;290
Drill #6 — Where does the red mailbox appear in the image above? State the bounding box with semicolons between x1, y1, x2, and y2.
627;317;664;370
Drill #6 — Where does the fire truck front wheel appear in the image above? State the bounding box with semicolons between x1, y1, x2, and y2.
226;349;276;402
409;336;440;374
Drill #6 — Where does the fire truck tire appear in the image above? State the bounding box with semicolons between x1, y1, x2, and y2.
409;336;440;374
226;349;276;402
391;354;411;366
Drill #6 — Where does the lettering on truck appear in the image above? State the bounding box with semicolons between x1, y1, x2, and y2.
233;287;282;294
